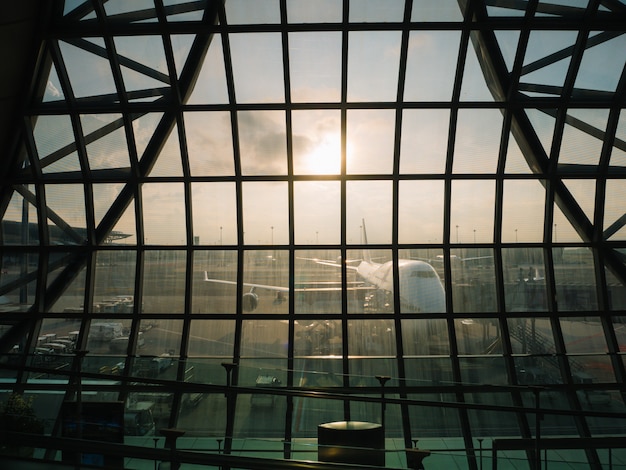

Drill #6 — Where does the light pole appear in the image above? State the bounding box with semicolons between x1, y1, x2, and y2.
456;225;459;243
515;229;518;243
473;229;476;243
271;226;274;245
219;226;222;245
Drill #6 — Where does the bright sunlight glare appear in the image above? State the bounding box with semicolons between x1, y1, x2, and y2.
304;132;342;174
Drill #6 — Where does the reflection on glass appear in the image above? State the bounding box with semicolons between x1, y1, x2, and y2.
48;261;86;313
348;320;396;356
512;317;556;357
295;318;342;355
193;250;237;314
455;318;501;356
450;248;496;313
142;251;186;313
241;320;289;358
402;319;449;355
553;247;597;311
295;251;342;314
502;248;547;312
243;250;289;314
187;320;235;357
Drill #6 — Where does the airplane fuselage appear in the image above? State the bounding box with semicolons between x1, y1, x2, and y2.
357;259;445;313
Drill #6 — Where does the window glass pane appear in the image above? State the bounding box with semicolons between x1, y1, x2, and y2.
460;32;497;101
400;109;449;174
114;36;168;94
46;184;87;238
59;39;117;99
553;247;598;311
347;249;394;314
229;33;285;103
348;320;396;357
295;323;343;357
349;0;404;22
507;317;561;356
47;259;85;313
402;319;449;355
33;115;75;160
93;250;136;310
294;181;340;245
604;179;626;240
81;114;130;170
289;32;341;103
450;180;495;243
502;179;545;243
451;248;496;313
574;31;626;94
398;248;446;313
225;0;280;24
142;183;186;245
521;31;577;93
502;248;548;312
398;180;444;244
2;191;39;245
193;250;237;314
243;250;289;314
241;320;289;358
287;0;342;22
185;111;235;176
347;109;395;174
142;250;186;313
411;0;463;21
295;252;343;315
456;318;501;355
242;182;288;245
238;110;287;175
347;31;401;102
561;317;607;354
192;182;237;246
559;109;608;166
453;109;502;174
346;181;392;244
188;35;229;104
292;110;341;175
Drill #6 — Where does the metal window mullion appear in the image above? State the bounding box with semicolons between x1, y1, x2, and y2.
340;0;350;420
279;0;295;454
391;0;413;450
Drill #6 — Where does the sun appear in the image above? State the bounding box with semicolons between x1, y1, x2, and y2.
303;132;342;175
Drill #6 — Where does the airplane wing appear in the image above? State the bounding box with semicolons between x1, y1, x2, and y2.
296;257;360;270
204;272;367;292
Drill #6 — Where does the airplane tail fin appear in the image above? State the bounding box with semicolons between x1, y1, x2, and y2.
361;219;372;264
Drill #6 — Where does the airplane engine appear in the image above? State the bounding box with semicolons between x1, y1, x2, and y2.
242;292;259;312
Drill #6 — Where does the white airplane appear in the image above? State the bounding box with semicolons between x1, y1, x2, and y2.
204;220;446;313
